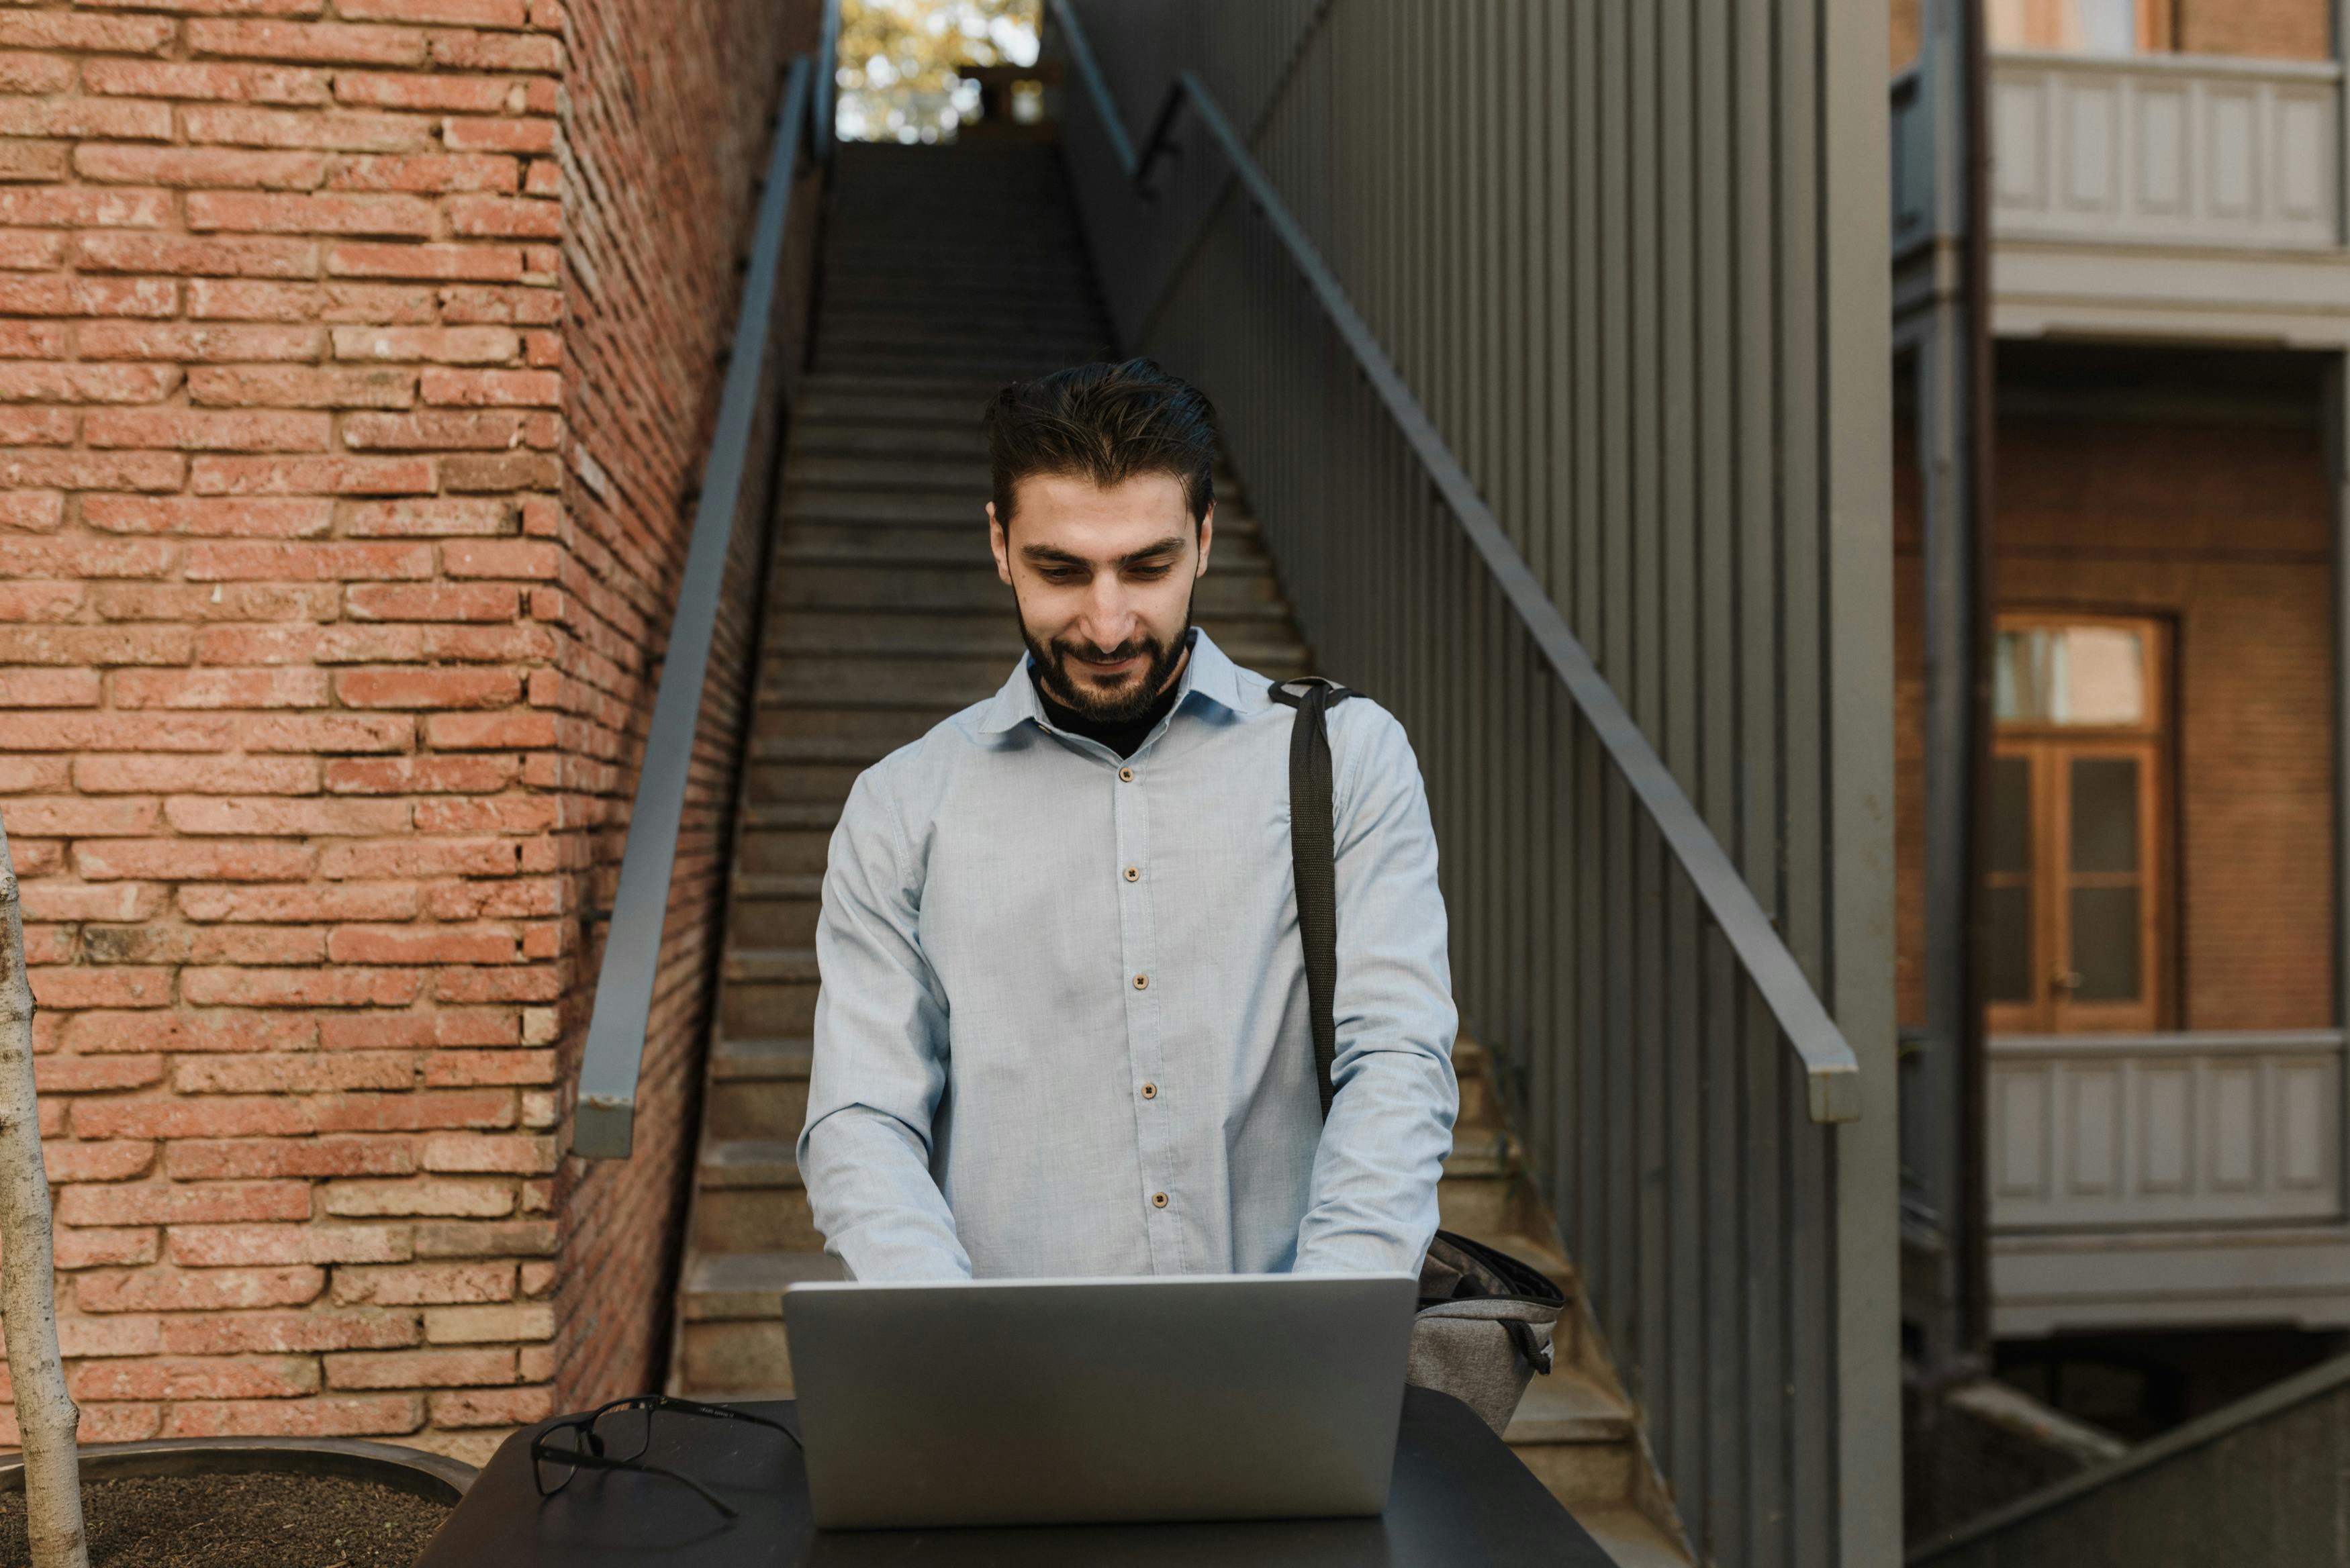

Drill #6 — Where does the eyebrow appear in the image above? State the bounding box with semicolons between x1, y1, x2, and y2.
1020;536;1189;569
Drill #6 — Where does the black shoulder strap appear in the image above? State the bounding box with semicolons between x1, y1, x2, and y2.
1269;677;1362;1122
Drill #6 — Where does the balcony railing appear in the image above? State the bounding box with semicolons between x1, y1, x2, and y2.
1893;50;2346;254
1989;1029;2345;1232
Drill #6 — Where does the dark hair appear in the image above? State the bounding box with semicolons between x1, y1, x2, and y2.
982;358;1219;531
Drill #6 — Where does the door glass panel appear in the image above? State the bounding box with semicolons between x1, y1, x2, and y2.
1995;629;2043;723
2049;626;2145;726
2069;756;2141;873
1987;884;2035;1004
2069;886;2141;1002
1992;756;2033;873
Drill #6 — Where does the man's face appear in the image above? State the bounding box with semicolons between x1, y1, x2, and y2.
988;470;1215;724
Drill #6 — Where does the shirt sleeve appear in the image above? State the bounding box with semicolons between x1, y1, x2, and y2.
796;762;974;1281
1290;699;1461;1276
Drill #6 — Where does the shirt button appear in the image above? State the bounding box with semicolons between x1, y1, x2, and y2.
1119;767;1135;783
1133;974;1149;991
1151;1191;1169;1209
1123;866;1140;883
1141;1082;1158;1100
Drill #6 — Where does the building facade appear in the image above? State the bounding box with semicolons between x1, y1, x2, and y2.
0;0;813;1461
1895;0;2350;1422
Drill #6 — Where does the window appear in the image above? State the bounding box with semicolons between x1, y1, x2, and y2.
1986;0;2171;54
1987;616;2169;1032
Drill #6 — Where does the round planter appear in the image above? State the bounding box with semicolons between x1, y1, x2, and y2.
0;1434;475;1499
0;1438;477;1561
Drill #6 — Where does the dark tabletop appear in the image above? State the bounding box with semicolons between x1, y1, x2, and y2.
416;1385;1615;1567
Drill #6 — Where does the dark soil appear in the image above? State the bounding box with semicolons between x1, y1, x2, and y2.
0;1469;451;1567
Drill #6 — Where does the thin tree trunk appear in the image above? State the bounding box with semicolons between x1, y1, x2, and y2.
0;816;86;1567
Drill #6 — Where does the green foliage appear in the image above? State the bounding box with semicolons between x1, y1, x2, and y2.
835;0;1043;144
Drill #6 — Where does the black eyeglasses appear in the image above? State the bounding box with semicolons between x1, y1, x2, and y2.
530;1395;802;1520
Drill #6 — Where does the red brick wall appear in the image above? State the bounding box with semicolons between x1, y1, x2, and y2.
0;0;804;1464
549;0;813;1415
2175;0;2329;60
1894;414;2335;1033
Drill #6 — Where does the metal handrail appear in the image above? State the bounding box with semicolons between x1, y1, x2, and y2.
571;46;825;1159
1050;0;1861;1124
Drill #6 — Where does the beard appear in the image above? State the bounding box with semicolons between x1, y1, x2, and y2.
1021;595;1197;726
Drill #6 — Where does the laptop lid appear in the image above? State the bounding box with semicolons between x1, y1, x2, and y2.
783;1272;1418;1530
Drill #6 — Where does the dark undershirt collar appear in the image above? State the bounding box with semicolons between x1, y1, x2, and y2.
1030;632;1194;760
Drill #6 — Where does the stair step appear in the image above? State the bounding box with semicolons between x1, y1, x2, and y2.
709;1036;814;1082
699;1137;804;1189
724;946;820;983
1501;1366;1632;1446
1574;1506;1695;1568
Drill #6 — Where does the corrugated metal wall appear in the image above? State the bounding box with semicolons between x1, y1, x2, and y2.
1062;2;1898;1563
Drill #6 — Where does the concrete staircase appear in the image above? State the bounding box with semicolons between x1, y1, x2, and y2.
665;140;1690;1568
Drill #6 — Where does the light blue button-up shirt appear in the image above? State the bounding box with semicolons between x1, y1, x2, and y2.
796;628;1459;1281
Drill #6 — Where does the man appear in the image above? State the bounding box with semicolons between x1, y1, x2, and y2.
797;358;1458;1281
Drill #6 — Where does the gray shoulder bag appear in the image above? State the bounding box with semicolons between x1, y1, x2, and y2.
1270;677;1566;1438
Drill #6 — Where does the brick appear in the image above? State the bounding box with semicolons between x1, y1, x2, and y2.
77;146;328;191
439;539;557;579
0;669;99;707
0;487;67;528
189;364;415;408
342;497;510;535
163;795;410;835
0;713;232;751
170;1223;412;1267
320;838;520;879
183;541;432;580
180;967;424;1007
86;407;330;452
0;754;70;789
326;755;517;794
335;667;520;708
0;274;178;316
80;322;322;361
412;1218;552;1258
0;450;184;492
442;117;555;155
72;1357;322;1404
0;54;75;97
37;1057;165;1095
179;881;416;921
0;362;176;402
314;1089;514;1132
420;1132;554;1174
83;60;332;106
79;754;318;794
190;19;430;66
342;409;526;450
320;1009;515;1050
0;796;158;836
54;1228;161;1270
0;142;70;185
186;190;436;237
189;454;436;495
0;187;174;230
323;1177;513;1220
77;231;320;279
0;228;67;269
188;924;328;964
21;881;164;922
58;1316;162;1359
422;1302;552;1343
111;667;329;706
326;1346;514;1389
335;73;519;113
240;713;414;752
79;1265;326;1314
162;1393;422;1438
331;154;518;194
176;1052;412;1093
79;924;191;965
12;101;175;144
429;1384;551;1427
82;495;329;538
332;324;518;363
57;1180;312;1228
160;1307;419;1355
60;1008;315;1055
420;366;559;407
28;966;171;1010
164;1134;412;1180
331;1261;512;1306
43;1140;157;1183
184;105;432;152
428;31;561;70
0;624;192;667
342;0;530;22
0;15;177;54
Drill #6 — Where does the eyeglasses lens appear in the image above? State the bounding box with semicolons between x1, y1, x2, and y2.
534;1422;588;1495
592;1400;655;1465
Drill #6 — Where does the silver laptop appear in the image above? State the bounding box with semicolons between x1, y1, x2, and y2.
782;1271;1418;1530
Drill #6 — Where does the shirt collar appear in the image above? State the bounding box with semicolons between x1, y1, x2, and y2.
975;626;1252;736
